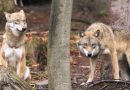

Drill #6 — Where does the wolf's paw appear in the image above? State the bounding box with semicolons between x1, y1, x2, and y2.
23;66;31;80
114;79;121;82
80;82;90;86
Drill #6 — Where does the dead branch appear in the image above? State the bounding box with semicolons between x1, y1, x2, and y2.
72;18;92;25
84;80;130;90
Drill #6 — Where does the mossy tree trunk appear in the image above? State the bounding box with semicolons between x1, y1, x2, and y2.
0;0;15;11
48;0;73;90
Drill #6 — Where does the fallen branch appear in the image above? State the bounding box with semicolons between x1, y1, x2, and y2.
84;80;130;90
72;80;130;90
72;18;92;25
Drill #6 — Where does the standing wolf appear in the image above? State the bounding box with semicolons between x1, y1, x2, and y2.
77;22;130;83
0;10;30;80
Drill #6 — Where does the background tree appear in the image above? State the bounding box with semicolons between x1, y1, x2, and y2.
48;0;73;90
0;0;15;11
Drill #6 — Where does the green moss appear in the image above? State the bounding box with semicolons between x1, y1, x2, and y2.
98;9;108;17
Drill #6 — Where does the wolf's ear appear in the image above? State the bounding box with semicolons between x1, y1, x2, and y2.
4;12;11;20
94;30;100;37
79;31;85;37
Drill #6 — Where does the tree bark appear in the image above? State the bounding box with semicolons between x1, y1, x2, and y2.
48;0;73;90
0;0;15;11
0;66;32;90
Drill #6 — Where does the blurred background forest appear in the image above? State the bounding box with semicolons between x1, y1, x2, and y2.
0;0;112;31
0;0;128;89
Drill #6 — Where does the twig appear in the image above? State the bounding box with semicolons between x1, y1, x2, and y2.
98;85;108;90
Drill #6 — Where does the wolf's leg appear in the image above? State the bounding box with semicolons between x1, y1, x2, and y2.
17;55;26;79
124;48;130;80
125;47;130;67
17;58;30;80
119;56;130;80
101;53;111;79
87;58;97;83
23;66;31;80
0;50;7;67
19;0;23;7
14;0;17;5
110;49;120;80
16;59;22;77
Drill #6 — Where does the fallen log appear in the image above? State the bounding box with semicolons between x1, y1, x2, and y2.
0;65;32;90
72;80;130;90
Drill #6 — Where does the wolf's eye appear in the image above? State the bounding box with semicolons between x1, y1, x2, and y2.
23;20;26;23
83;45;86;48
84;43;87;46
14;21;19;24
82;43;87;48
92;44;96;48
14;20;20;24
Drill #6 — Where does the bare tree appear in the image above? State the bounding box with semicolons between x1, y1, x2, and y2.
48;0;73;90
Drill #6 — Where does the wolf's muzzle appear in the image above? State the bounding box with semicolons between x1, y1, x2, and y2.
22;28;27;32
88;53;92;57
17;28;27;32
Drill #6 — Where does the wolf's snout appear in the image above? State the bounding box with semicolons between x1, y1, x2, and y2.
22;28;26;32
88;53;92;57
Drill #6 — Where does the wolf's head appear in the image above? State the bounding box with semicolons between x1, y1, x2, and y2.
77;22;112;57
77;23;105;57
4;10;27;37
77;33;100;57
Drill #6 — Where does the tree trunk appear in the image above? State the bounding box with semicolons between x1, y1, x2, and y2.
0;66;32;90
0;0;15;11
48;0;73;90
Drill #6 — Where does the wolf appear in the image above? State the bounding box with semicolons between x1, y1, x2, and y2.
0;10;30;80
77;22;130;83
